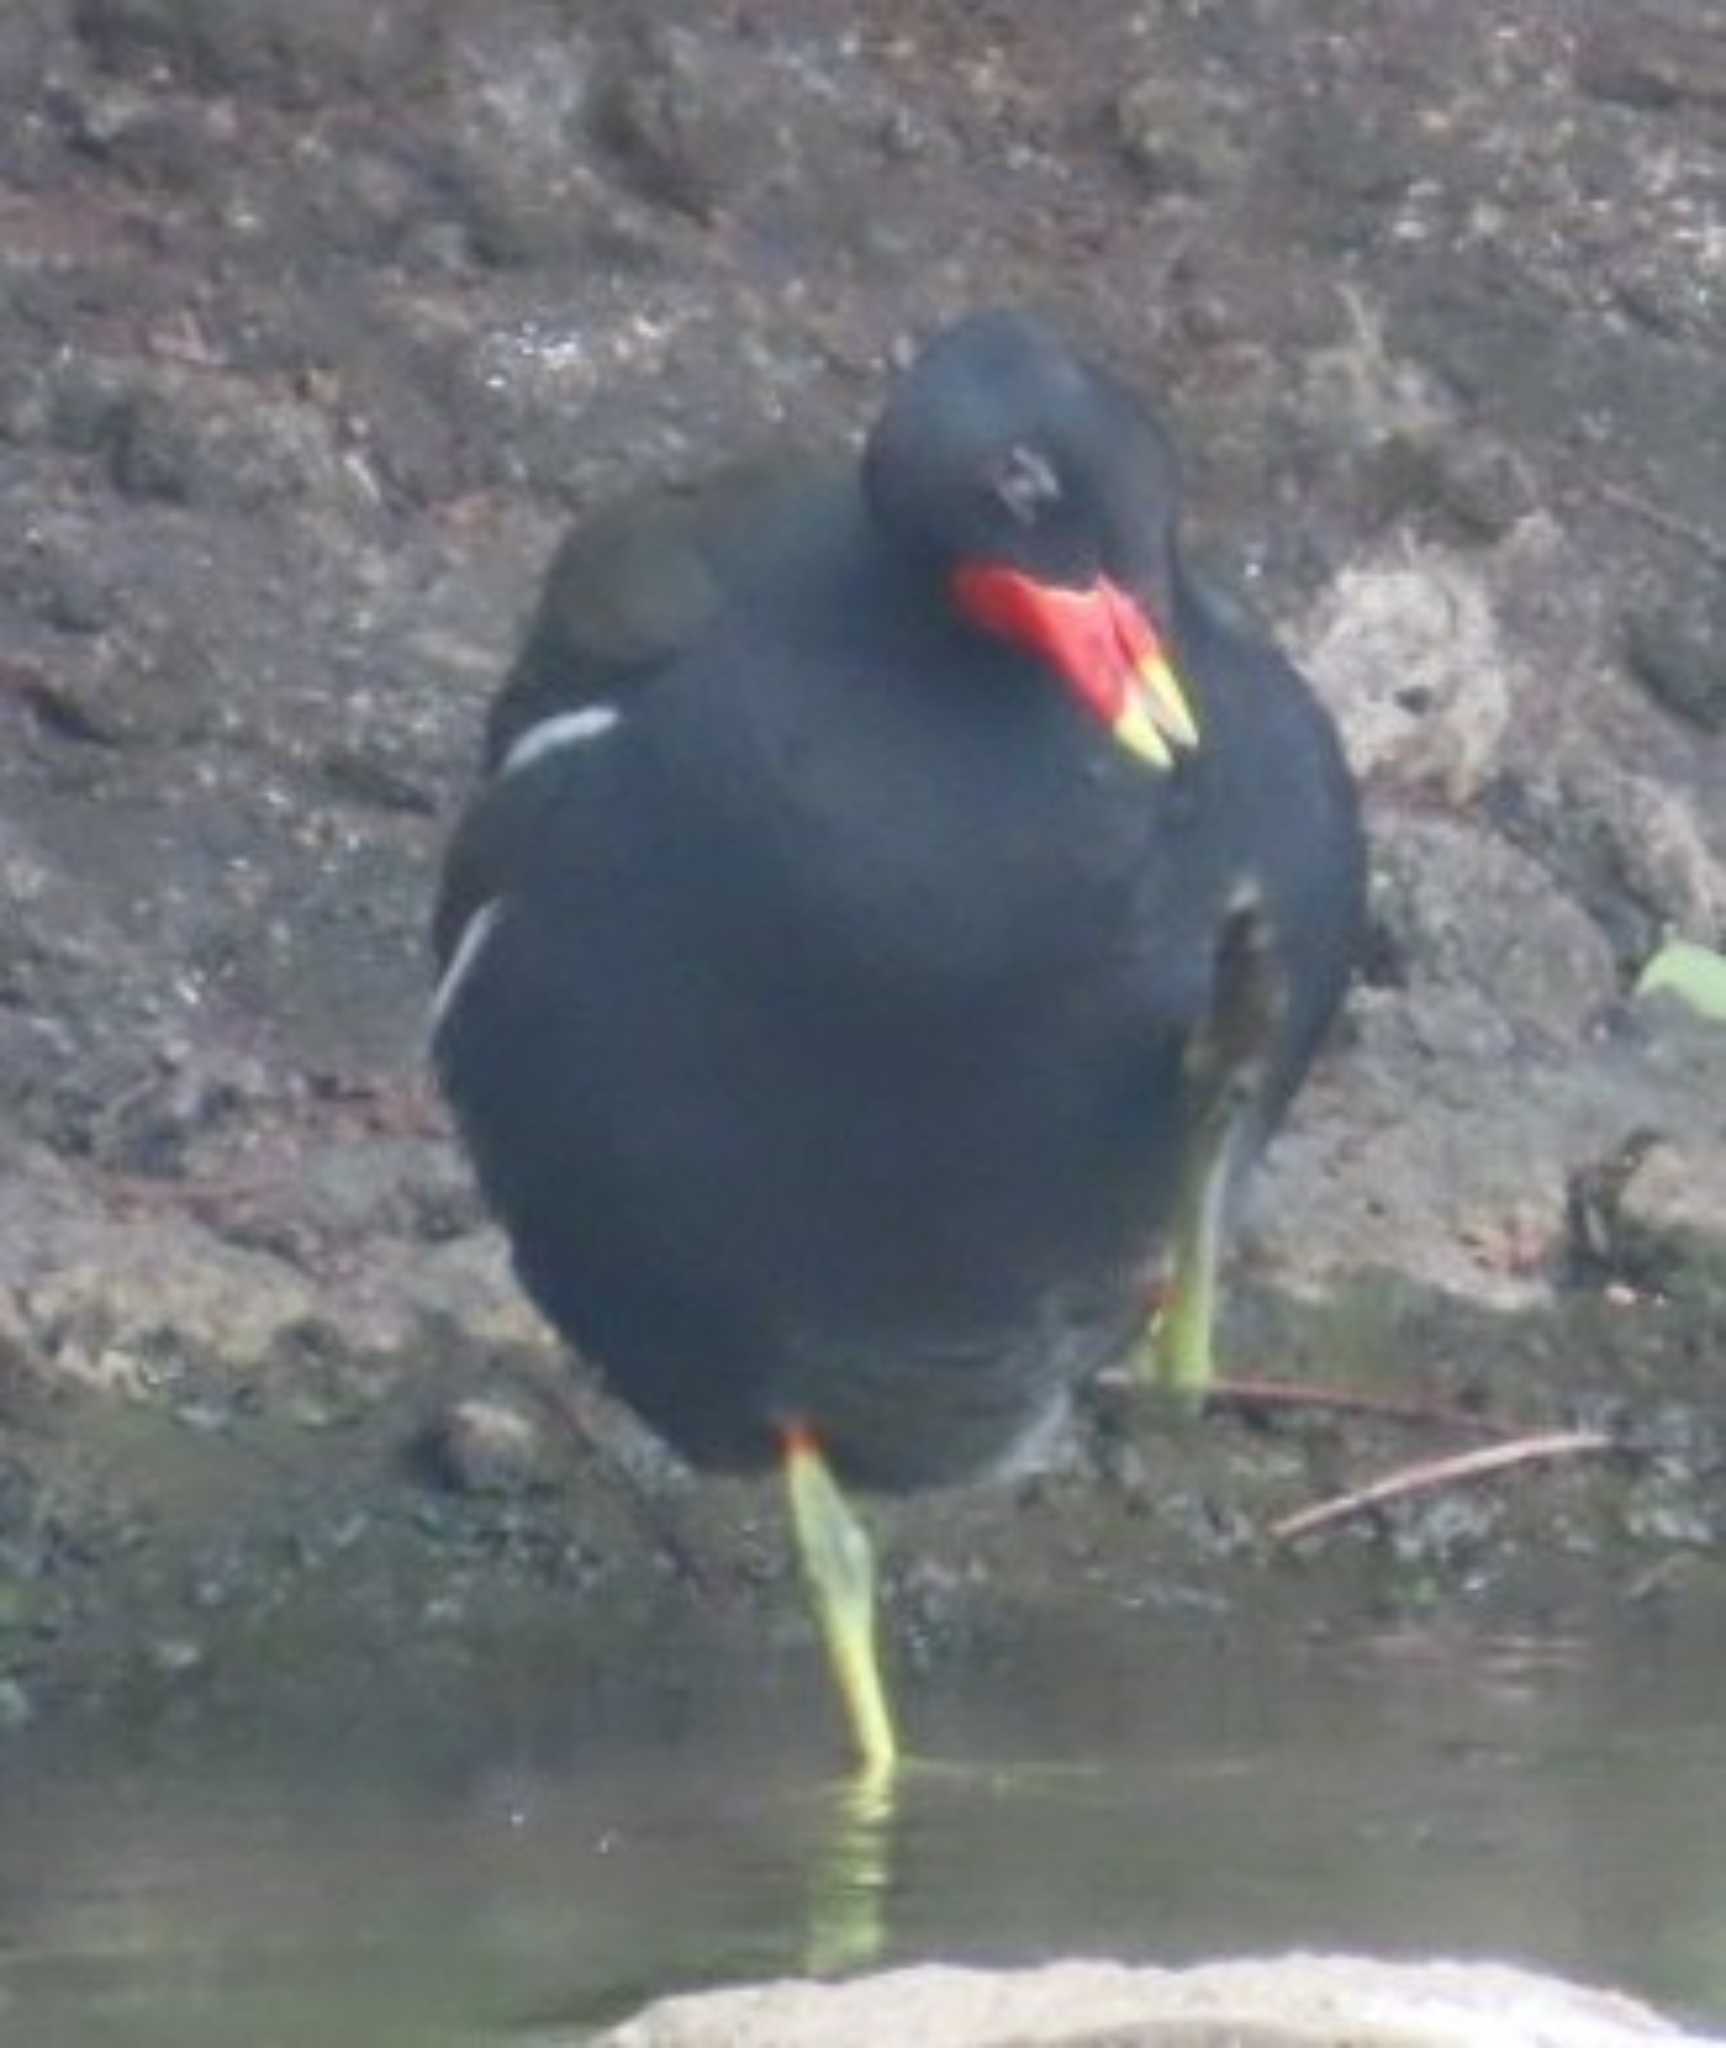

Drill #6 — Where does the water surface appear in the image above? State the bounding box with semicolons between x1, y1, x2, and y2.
3;1609;1723;2045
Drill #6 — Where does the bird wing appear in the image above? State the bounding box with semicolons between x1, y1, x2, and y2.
481;450;837;772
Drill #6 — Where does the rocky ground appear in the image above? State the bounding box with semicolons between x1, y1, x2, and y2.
1;0;1725;1737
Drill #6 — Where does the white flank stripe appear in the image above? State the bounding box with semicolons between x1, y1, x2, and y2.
429;899;504;1042
501;703;620;775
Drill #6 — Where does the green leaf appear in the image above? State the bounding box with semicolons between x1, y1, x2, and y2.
1635;939;1726;1023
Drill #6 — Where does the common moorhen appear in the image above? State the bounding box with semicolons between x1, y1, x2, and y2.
432;310;1365;1775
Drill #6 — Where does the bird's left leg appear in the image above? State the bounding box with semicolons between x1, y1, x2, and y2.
1143;888;1287;1400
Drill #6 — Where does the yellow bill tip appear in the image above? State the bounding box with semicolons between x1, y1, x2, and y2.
1112;693;1177;771
1135;647;1201;753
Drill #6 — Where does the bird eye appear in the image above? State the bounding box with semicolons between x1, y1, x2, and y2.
990;443;1063;526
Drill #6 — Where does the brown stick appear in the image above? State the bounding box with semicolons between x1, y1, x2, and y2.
1204;1377;1517;1439
1268;1428;1615;1545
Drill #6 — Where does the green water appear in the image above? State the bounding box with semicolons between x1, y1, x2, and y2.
3;1612;1724;2045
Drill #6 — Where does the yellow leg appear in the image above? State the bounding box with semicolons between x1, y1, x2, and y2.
782;1424;899;1781
1139;888;1286;1403
1148;1107;1236;1400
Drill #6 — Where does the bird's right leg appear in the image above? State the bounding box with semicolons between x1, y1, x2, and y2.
781;1421;899;1782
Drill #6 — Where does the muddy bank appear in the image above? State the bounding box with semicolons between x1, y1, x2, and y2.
1;0;1725;1732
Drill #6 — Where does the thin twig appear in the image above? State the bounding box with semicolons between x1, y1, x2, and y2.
1204;1377;1516;1439
1268;1428;1615;1545
1592;480;1726;570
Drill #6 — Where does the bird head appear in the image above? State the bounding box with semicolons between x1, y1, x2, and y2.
863;310;1200;772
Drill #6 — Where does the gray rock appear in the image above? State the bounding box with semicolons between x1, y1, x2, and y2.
1615;1135;1726;1279
108;376;350;512
1298;546;1517;804
1576;12;1726;118
415;1395;555;1498
1371;816;1619;1053
1112;75;1248;195
591;24;782;225
593;1955;1723;2048
1624;585;1726;735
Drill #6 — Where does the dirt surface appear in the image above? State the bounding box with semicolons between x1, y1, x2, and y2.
2;0;1725;1735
